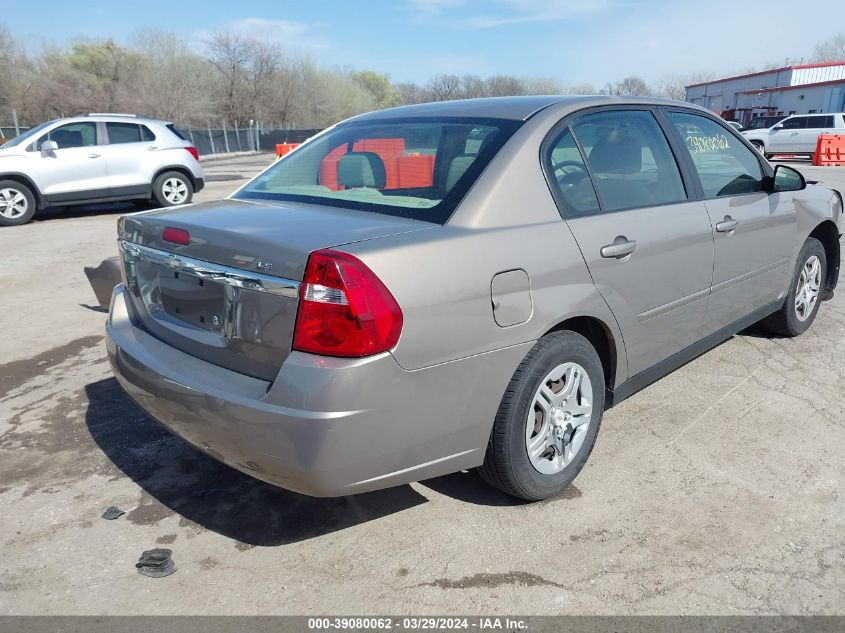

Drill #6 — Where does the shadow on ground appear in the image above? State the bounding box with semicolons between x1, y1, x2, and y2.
34;201;142;222
85;377;436;546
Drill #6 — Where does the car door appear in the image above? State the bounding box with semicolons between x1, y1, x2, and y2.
664;110;795;331
32;122;110;200
102;122;158;195
545;108;715;376
799;115;835;154
767;116;806;154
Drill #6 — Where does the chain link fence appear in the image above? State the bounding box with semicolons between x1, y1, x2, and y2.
181;125;320;156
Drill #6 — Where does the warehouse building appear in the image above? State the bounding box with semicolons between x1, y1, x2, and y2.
685;61;845;126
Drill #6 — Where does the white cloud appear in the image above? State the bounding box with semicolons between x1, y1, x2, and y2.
213;17;332;51
406;0;467;14
407;0;613;28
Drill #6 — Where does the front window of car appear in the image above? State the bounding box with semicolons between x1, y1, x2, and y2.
0;121;52;149
234;117;521;224
781;117;806;130
668;112;763;198
33;122;98;150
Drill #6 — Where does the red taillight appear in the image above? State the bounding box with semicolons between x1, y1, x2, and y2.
185;146;199;161
293;250;403;358
162;227;190;245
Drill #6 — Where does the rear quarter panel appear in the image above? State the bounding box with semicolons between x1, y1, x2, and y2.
343;109;628;386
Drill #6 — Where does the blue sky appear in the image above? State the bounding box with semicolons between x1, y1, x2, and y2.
3;0;842;86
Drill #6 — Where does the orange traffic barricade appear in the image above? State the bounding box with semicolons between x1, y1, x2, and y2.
812;135;845;167
275;143;301;159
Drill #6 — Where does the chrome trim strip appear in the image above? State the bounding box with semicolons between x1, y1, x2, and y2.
710;257;790;295
119;240;300;298
637;286;710;322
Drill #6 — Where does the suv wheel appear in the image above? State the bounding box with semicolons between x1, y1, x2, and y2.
0;180;36;226
153;171;193;207
763;237;826;337
479;331;605;501
750;141;766;156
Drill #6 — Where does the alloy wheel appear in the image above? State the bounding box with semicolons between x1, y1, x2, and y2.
794;255;822;322
0;188;29;220
162;178;189;205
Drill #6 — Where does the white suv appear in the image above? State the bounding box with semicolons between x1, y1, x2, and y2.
0;114;205;226
742;113;845;159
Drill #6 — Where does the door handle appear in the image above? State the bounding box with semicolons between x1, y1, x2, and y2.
147;146;158;151
600;237;637;259
716;216;739;233
88;153;101;159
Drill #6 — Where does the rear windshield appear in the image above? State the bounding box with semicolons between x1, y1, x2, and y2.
166;124;188;141
234;117;522;224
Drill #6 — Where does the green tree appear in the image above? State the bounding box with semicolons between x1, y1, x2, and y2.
352;70;402;110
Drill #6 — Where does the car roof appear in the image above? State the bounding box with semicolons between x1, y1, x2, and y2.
57;114;172;125
348;95;705;122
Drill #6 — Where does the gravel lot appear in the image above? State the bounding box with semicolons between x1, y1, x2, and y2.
1;154;843;615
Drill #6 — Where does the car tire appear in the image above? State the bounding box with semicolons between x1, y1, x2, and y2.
751;141;765;154
763;237;826;337
479;330;605;501
0;180;37;226
153;171;193;207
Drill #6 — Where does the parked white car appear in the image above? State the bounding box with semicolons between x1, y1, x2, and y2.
742;113;845;159
0;114;205;226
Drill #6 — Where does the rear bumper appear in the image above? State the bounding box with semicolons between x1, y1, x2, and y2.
194;177;205;193
106;284;530;496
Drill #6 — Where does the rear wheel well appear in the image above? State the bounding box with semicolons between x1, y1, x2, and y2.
0;173;44;209
153;167;196;192
545;316;616;394
809;220;841;292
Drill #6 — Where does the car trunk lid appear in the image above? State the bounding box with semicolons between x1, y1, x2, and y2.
118;199;432;381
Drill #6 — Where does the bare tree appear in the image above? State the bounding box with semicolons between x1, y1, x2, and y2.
208;31;252;124
133;30;213;124
395;81;426;105
523;77;564;95
813;33;845;61
655;71;715;101
460;75;486;99
485;74;525;97
428;74;461;101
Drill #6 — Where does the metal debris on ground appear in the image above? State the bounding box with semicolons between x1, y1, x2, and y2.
101;506;125;520
135;548;177;578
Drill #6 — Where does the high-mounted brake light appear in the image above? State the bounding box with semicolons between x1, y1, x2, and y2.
293;250;403;358
185;146;199;161
162;227;191;245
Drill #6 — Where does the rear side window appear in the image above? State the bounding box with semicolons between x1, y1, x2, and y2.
36;122;97;150
166;124;188;141
545;128;600;216
571;110;686;212
106;122;155;144
668;112;763;198
805;115;834;128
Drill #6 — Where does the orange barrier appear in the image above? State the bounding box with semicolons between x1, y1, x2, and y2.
812;135;845;167
275;143;300;159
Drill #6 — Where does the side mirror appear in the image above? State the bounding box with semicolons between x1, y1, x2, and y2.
772;164;805;192
772;124;784;131
40;140;58;156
